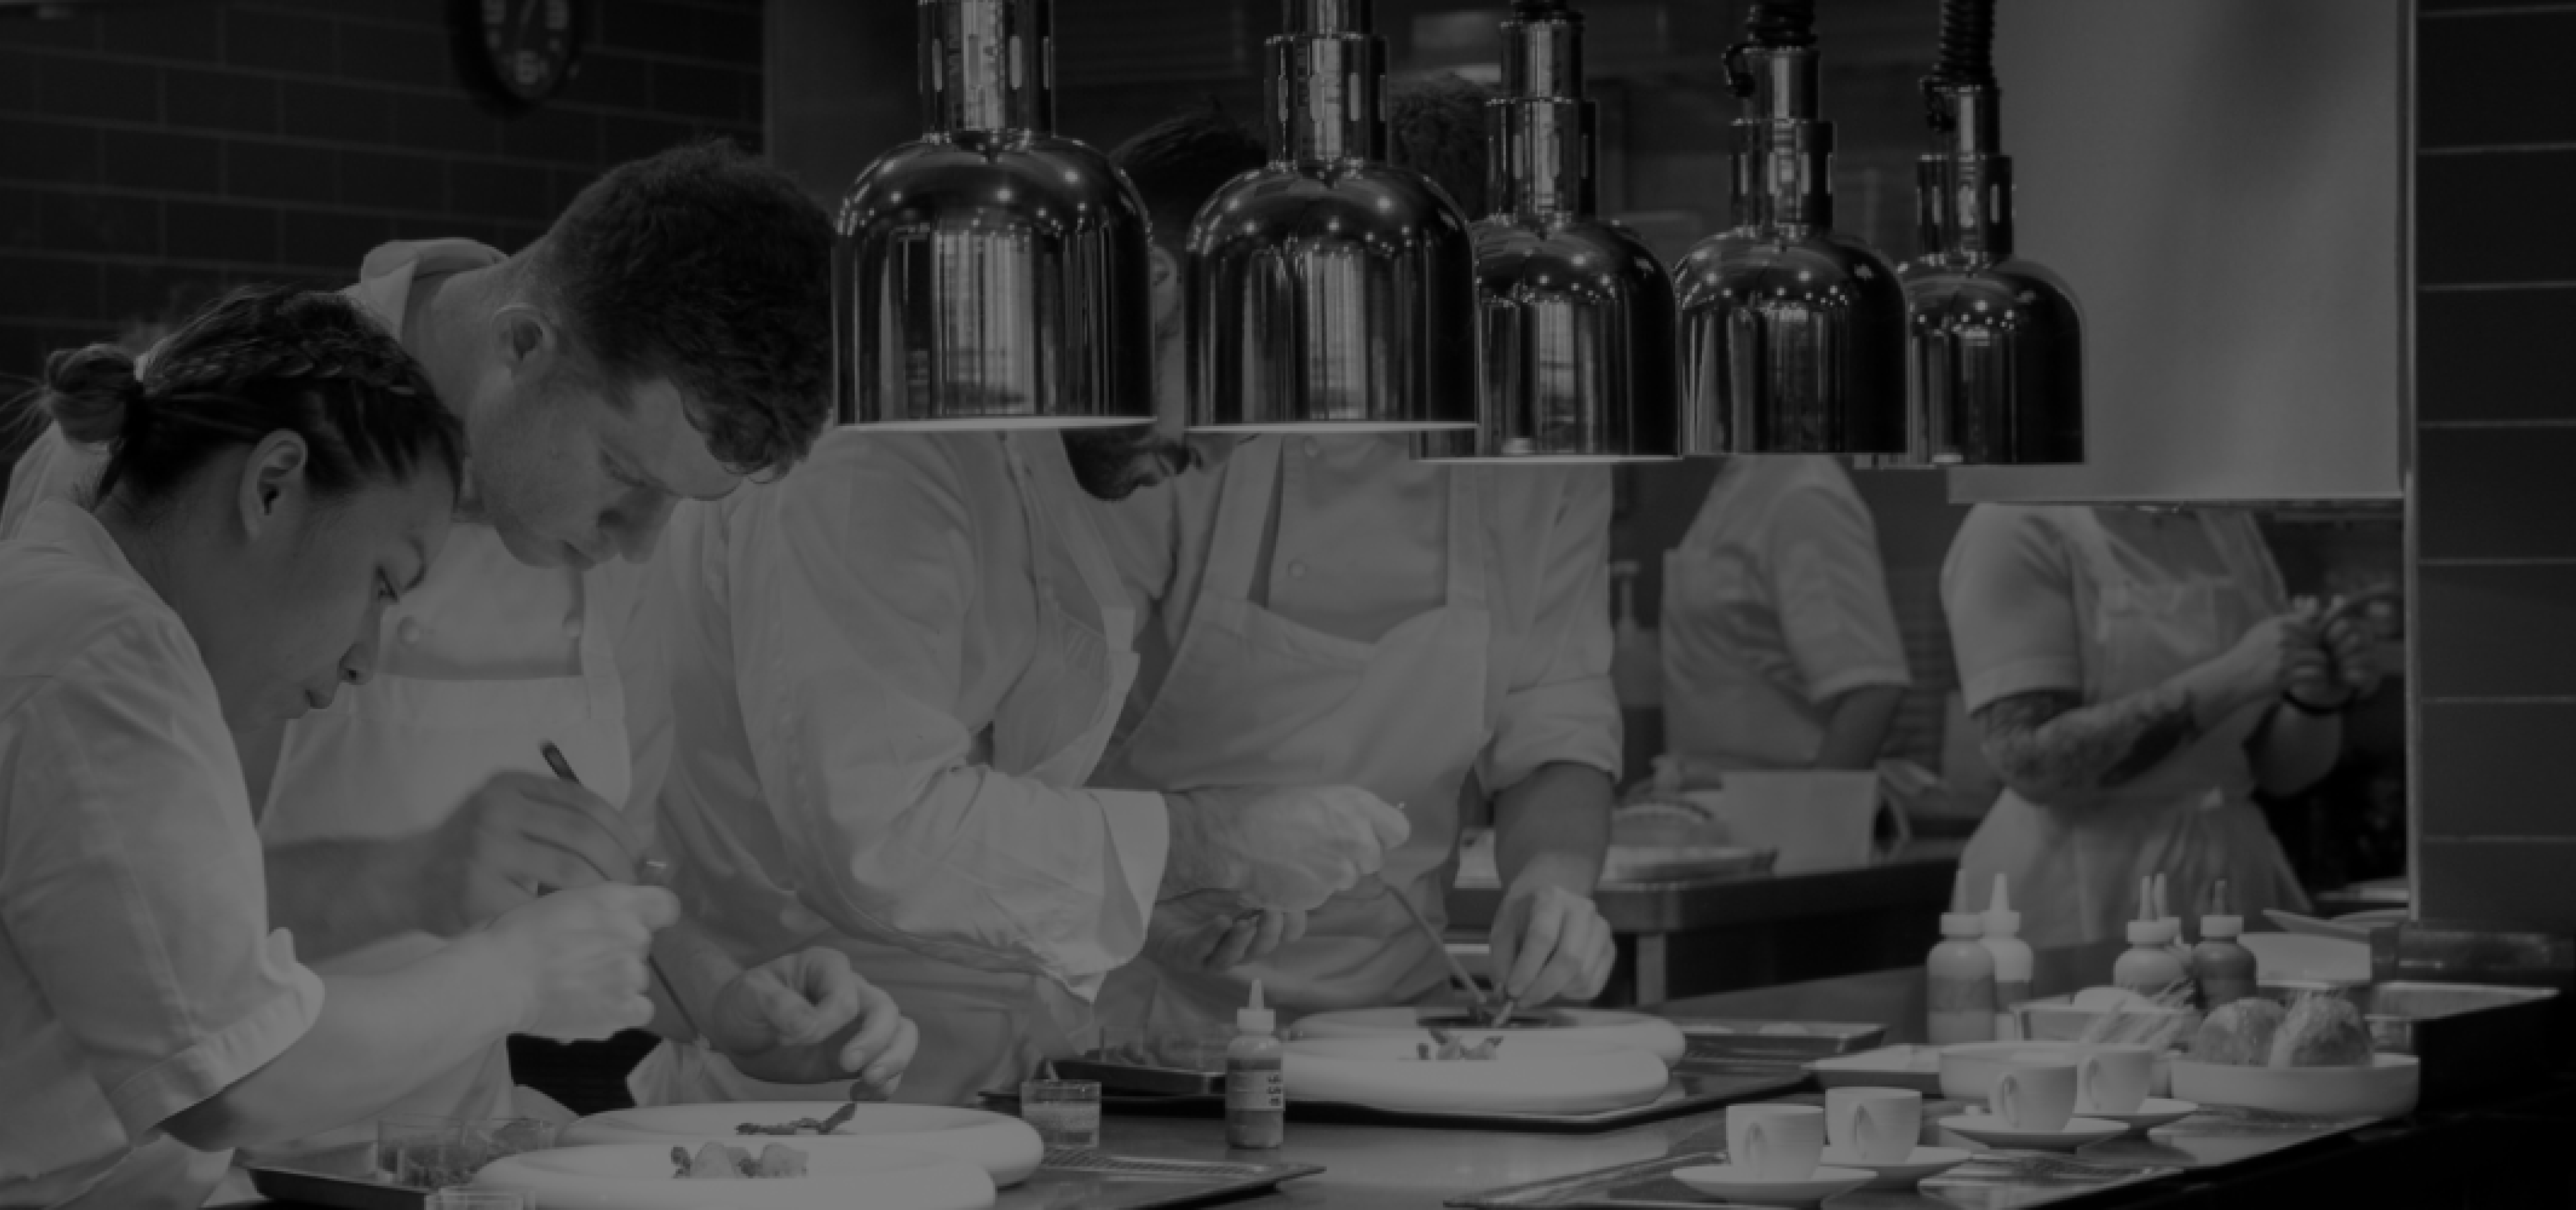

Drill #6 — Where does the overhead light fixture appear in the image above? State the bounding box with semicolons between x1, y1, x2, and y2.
1676;0;1905;456
834;0;1155;429
1418;0;1679;464
1895;0;2084;465
1187;0;1477;434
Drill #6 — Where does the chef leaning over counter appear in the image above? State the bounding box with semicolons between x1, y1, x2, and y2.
2;143;919;1162
1093;81;1623;1035
0;288;676;1210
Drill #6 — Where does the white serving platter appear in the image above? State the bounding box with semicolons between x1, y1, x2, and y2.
472;1142;995;1210
563;1102;1043;1186
1287;1006;1688;1064
2170;1054;2420;1119
1282;1036;1670;1115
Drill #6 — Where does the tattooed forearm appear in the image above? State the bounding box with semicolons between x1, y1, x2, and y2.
1974;688;2203;802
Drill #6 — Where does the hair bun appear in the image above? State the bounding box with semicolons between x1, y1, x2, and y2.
39;343;146;447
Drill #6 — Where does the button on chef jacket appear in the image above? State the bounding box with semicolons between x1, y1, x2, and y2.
0;239;665;1158
632;429;1167;1107
1089;434;1619;1032
0;502;327;1210
1660;456;1912;771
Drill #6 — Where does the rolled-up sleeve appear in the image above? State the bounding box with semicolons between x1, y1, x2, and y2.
1479;468;1622;791
1943;504;2086;714
1767;482;1913;704
729;439;1165;999
2;621;323;1140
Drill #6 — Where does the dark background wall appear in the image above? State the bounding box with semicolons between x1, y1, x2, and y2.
0;0;762;384
2410;0;2576;929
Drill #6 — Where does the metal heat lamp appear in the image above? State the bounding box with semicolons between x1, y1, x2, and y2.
1898;0;2084;464
833;0;1155;429
1676;0;1906;455
1186;0;1478;433
1419;0;1679;463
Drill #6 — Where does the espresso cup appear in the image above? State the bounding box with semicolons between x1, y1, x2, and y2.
1726;1103;1825;1181
1989;1058;2080;1133
1826;1087;1923;1164
2079;1044;2157;1115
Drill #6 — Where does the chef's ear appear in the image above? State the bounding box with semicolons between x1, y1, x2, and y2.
237;430;313;541
493;303;568;385
1147;245;1183;320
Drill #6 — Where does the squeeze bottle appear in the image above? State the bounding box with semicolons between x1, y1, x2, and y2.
1226;981;1286;1148
1927;872;1998;1044
1980;874;2035;1038
2113;877;2189;995
2192;879;2259;1008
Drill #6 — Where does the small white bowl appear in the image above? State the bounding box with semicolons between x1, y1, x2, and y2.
1671;1164;1873;1206
2170;1054;2420;1119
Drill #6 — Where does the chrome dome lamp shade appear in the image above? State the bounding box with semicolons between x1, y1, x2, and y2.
1186;0;1479;434
1676;1;1906;455
833;0;1155;429
1894;0;2084;465
1418;0;1680;464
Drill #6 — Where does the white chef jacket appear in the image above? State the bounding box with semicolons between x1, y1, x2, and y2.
1118;435;1623;793
649;429;1167;1008
1659;456;1912;771
0;240;666;1156
0;502;327;1210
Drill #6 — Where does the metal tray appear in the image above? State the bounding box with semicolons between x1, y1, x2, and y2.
245;1146;432;1210
1447;1147;2177;1209
985;1060;1810;1135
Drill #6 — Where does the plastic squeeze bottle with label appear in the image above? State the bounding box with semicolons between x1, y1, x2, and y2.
1226;981;1286;1148
2113;876;2190;996
2193;879;2259;1008
1980;874;2035;1038
1927;871;1998;1044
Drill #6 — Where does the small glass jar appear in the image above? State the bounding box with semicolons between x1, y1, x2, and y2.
1019;1079;1102;1148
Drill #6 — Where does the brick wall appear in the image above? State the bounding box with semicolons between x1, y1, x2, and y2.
2410;0;2576;928
0;0;763;384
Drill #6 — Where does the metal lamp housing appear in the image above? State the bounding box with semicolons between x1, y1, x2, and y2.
1186;0;1478;433
834;0;1155;429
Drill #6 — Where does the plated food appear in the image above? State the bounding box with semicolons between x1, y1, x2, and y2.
1290;1007;1689;1064
1418;1028;1505;1061
674;1142;809;1179
2177;991;2418;1117
564;1103;1044;1187
2191;993;2373;1069
472;1142;994;1210
1283;1035;1670;1115
737;1103;860;1136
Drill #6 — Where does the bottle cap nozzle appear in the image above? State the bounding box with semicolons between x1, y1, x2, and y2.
2202;914;2244;938
1988;873;2011;915
1941;911;1986;937
1237;979;1276;1034
2126;919;2163;946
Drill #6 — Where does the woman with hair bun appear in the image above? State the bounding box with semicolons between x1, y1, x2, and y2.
0;285;678;1210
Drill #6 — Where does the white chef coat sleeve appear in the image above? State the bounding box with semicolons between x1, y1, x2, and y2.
607;559;672;859
1;428;101;541
733;439;1162;998
1764;479;1913;704
1479;468;1623;791
1943;504;2086;714
1;617;323;1140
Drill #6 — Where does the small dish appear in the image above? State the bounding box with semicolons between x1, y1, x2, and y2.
1940;1113;2127;1152
1670;1164;1873;1207
1817;1146;1972;1189
2074;1097;2200;1133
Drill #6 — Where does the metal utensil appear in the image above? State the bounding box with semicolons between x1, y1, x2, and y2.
540;741;695;1040
1385;881;1489;1012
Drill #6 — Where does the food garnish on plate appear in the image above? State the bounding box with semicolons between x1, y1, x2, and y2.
1416;1028;1505;1061
737;1102;859;1136
2191;991;2372;1068
672;1142;810;1180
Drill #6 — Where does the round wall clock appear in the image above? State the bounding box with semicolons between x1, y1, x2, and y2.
450;0;586;115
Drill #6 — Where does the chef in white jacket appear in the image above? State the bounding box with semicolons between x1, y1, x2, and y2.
632;427;1407;1107
1658;456;1911;779
1;144;911;1159
1092;89;1623;1034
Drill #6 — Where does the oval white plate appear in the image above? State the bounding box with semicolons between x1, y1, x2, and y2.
1283;1036;1669;1115
1941;1113;2127;1152
2265;909;2405;943
1819;1145;1972;1189
472;1142;995;1210
563;1103;1042;1186
2171;1054;2420;1119
1672;1163;1874;1206
1287;1007;1688;1064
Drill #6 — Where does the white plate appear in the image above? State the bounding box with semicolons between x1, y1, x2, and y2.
562;1103;1043;1186
2265;909;2405;943
1671;1163;1874;1206
1287;1007;1688;1064
1940;1113;2127;1152
1281;1036;1669;1115
472;1142;995;1210
2239;932;2371;985
2171;1054;2420;1119
1819;1145;1972;1189
2074;1097;2200;1132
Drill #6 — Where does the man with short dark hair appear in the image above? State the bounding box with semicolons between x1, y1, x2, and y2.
3;140;910;1158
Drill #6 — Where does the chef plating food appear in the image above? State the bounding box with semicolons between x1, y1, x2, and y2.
0;289;677;1210
1089;83;1623;1036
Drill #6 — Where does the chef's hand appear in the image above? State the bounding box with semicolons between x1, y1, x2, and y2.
415;772;646;936
2212;610;2324;712
2321;608;2385;701
1145;891;1308;972
709;948;918;1098
481;883;676;1041
1169;785;1409;911
1487;882;1615;1009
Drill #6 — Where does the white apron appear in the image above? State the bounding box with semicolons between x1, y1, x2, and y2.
1092;439;1500;1034
629;432;1142;1107
1661;541;1827;772
246;527;627;1160
1957;510;2310;948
